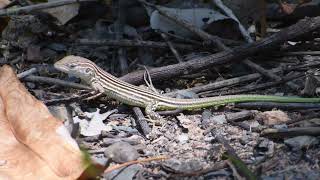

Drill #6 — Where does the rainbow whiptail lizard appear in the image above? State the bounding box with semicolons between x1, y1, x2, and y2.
54;56;320;119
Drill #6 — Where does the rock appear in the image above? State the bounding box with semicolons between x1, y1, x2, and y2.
104;142;140;163
201;110;212;126
163;159;203;173
210;114;227;124
103;164;142;180
255;138;275;157
284;136;319;150
48;104;74;135
175;90;199;99
176;134;189;144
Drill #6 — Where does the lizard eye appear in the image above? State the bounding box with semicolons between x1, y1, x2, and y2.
85;68;92;74
69;64;76;69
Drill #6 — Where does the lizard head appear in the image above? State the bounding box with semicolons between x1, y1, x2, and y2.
54;55;97;83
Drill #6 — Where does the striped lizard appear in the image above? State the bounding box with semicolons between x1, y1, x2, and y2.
54;56;320;119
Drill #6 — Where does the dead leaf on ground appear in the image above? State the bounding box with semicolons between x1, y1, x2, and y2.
0;0;10;9
0;65;88;179
255;110;290;125
279;3;297;14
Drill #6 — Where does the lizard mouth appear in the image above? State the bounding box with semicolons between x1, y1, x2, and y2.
53;63;69;73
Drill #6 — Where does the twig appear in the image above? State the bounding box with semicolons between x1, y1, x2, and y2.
104;156;168;174
143;66;159;94
160;33;183;62
0;0;97;16
17;67;37;79
261;127;320;138
132;107;151;135
157;30;203;45
23;75;92;90
77;39;194;50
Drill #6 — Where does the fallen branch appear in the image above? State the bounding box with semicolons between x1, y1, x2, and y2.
77;39;195;50
120;17;320;85
261;127;320;138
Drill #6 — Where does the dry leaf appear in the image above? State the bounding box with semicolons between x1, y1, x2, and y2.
255;110;290;125
280;3;297;15
0;65;88;179
44;0;79;25
0;0;10;9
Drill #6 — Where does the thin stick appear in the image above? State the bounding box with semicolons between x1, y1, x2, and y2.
17;67;37;79
78;39;194;50
23;75;92;90
104;156;168;174
160;32;183;62
0;0;97;16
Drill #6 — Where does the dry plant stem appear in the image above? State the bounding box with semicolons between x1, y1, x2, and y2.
0;0;97;16
78;39;194;50
160;33;183;63
132;107;151;135
261;127;320;138
24;75;92;90
83;92;103;101
120;17;320;85
104;156;168;174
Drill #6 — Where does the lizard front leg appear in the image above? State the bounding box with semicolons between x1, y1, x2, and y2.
145;101;163;121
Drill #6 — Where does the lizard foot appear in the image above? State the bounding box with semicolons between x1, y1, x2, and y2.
145;102;165;125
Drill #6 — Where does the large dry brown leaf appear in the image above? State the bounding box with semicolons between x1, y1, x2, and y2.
0;0;10;9
0;65;88;179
